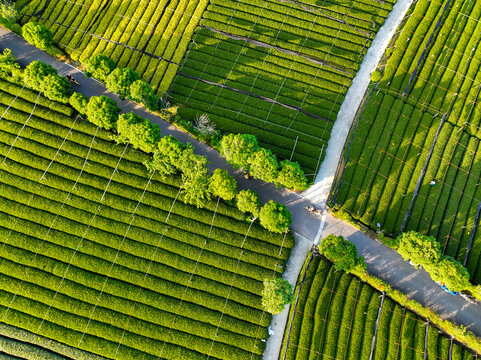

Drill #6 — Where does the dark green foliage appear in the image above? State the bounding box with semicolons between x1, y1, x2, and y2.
23;60;56;91
129;79;159;110
0;49;21;82
220;133;258;170
86;95;120;130
261;278;294;314
22;22;52;50
209;169;237;201
116;112;160;153
83;54;116;83
276;159;309;190
371;70;382;82
144;135;185;177
259;200;291;233
249;147;278;183
318;234;365;272
397;231;441;267
41;74;71;103
236;189;260;218
106;67;139;100
426;256;471;293
179;146;212;208
69;92;88;115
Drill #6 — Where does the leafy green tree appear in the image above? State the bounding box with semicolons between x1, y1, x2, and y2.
371;70;382;82
129;79;159;110
319;234;365;272
22;22;52;50
179;147;212;208
259;200;291;233
86;95;120;130
220;133;258;170
0;0;18;24
209;169;237;201
144;135;185;176
426;255;471;293
276;160;309;190
262;278;294;314
236;189;260;218
106;67;139;100
397;231;441;268
0;48;21;81
249;148;278;183
116;112;160;153
23;60;56;91
69;92;88;115
41;74;71;103
83;54;116;82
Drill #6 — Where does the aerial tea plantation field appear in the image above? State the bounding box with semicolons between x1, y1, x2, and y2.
332;0;481;281
15;0;208;95
0;78;294;359
281;255;478;360
168;0;395;178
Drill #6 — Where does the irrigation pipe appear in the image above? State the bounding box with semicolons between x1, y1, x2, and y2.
179;72;330;121
368;291;385;360
201;26;352;75
424;319;430;360
402;0;453;97
464;201;481;266
141;0;171;52
0;85;25;121
399;113;447;234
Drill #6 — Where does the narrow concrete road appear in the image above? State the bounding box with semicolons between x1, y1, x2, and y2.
1;27;481;359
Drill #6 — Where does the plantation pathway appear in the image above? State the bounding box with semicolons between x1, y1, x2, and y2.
2;26;481;359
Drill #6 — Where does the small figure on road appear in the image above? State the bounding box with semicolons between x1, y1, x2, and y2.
65;74;79;85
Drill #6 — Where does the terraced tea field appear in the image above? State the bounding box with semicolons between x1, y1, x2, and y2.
16;0;208;95
332;0;481;281
168;0;395;178
0;77;293;359
281;255;478;360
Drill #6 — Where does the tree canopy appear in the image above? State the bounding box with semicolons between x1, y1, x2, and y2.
23;60;56;91
209;169;237;201
116;112;160;153
22;22;52;50
0;48;21;81
180;147;211;208
144;135;185;177
397;231;441;268
129;79;159;110
220;133;258;170
276;159;309;190
84;54;116;82
262;278;294;315
426;255;471;293
259;200;291;233
249;148;278;183
106;67;139;100
69;92;88;115
86;95;120;130
41;74;71;103
319;234;365;272
236;189;260;218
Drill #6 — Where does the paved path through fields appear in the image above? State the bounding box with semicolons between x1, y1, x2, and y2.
1;25;481;359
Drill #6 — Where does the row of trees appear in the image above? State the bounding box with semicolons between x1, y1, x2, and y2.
7;53;292;233
83;54;160;111
220;133;309;191
397;232;480;296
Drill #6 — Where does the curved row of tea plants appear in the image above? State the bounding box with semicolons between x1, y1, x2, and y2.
331;0;481;282
0;77;294;359
280;255;478;360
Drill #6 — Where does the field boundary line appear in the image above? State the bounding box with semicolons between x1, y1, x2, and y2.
464;201;481;266
424;318;430;360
